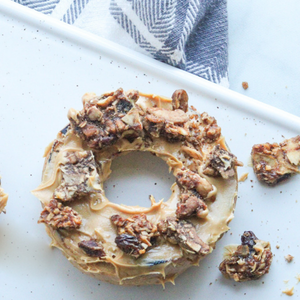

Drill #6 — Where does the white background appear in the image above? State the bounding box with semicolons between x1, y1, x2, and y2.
228;0;300;116
0;1;300;299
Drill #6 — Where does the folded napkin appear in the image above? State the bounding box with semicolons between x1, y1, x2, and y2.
13;0;228;86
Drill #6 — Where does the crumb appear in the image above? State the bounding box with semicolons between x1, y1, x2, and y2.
247;156;253;167
238;173;248;182
242;82;249;90
282;287;294;296
284;280;289;284
285;255;294;263
276;245;280;249
296;274;300;283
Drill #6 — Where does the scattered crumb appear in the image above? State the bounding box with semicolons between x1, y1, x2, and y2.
284;280;290;284
276;245;280;249
247;156;253;167
296;274;300;284
238;173;249;182
285;255;294;263
282;287;294;296
242;82;249;90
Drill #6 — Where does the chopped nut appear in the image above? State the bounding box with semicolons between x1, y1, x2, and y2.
176;193;208;219
147;108;189;124
158;218;210;255
38;199;82;229
181;145;203;160
171;89;188;112
54;150;102;202
285;254;294;263
200;112;221;142
251;136;300;186
203;145;243;179
143;107;189;142
176;167;214;199
175;167;214;219
78;239;106;257
238;173;249;182
125;89;139;101
111;214;158;258
242;82;249;90
219;231;273;282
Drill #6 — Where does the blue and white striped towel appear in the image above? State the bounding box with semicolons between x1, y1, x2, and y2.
13;0;229;86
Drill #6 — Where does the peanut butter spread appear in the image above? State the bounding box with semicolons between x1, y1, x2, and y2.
0;179;8;214
33;89;241;286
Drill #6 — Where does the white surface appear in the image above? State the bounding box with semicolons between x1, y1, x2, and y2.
0;1;300;299
228;0;300;116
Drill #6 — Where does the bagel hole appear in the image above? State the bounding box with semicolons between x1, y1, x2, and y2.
104;151;176;207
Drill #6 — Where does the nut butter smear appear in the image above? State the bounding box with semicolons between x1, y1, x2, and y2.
33;88;242;286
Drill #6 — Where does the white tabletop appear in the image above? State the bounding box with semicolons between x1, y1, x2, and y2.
1;2;300;299
228;0;300;117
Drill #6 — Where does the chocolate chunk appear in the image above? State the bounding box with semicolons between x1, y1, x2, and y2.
78;239;106;257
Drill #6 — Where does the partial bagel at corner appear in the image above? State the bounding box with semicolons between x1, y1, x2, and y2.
0;179;8;214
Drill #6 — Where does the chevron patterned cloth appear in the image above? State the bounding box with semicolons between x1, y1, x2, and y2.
13;0;229;86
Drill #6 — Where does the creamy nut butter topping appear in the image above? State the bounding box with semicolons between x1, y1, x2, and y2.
33;89;241;286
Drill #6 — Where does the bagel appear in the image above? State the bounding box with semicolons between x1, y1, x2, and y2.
33;88;242;286
0;179;8;214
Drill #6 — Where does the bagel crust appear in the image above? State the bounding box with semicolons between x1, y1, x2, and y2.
33;89;241;286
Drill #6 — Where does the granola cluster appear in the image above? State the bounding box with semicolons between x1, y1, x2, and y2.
54;150;101;202
175;167;213;219
68;89;143;150
38;149;102;231
143;107;190;142
219;231;273;282
158;218;210;255
111;214;159;258
38;199;82;229
251;136;300;185
203;145;243;179
200;112;222;143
